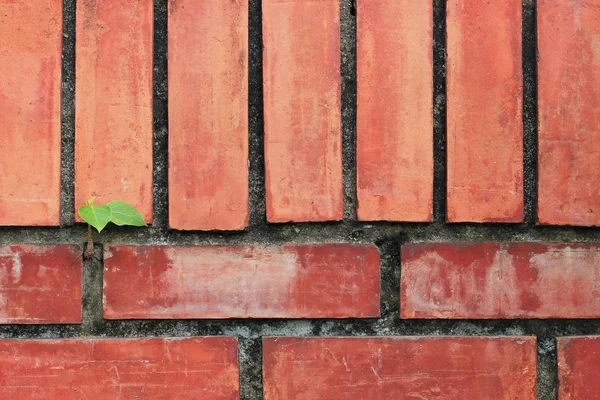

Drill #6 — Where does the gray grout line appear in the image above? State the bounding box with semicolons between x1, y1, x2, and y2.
248;0;267;228
341;0;358;222
523;0;539;226
151;0;169;231
60;0;76;227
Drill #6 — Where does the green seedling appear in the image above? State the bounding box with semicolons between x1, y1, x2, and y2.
78;197;147;259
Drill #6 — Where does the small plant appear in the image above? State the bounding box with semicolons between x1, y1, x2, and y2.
78;197;147;260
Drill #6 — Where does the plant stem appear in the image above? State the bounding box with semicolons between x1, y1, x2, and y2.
85;224;94;260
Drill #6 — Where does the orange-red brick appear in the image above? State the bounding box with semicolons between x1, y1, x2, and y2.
0;337;238;399
402;242;600;319
168;0;249;230
538;0;600;226
356;0;433;222
263;0;343;222
263;337;536;399
103;244;380;319
558;336;600;399
0;0;62;226
0;245;82;324
75;0;153;222
446;0;523;222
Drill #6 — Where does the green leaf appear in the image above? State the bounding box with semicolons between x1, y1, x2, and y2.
78;204;112;233
107;201;147;227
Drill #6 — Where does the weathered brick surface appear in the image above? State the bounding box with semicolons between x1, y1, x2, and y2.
356;0;433;222
0;245;82;324
263;0;343;222
402;242;600;319
0;0;62;226
75;0;153;222
103;244;380;319
0;337;239;399
446;0;523;222
558;336;600;399
537;0;600;226
168;0;249;230
263;337;536;399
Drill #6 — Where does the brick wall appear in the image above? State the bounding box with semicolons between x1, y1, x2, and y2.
0;0;599;398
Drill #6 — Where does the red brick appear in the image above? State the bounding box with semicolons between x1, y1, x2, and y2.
75;0;153;222
402;242;600;319
537;0;600;226
263;336;536;399
168;0;248;231
103;244;380;319
263;0;343;222
0;1;62;226
558;336;600;399
356;0;433;222
0;245;82;324
0;337;238;399
446;0;523;222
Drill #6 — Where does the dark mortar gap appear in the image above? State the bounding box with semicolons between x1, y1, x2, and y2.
238;337;264;400
248;0;267;227
152;0;169;230
2;223;600;247
341;0;357;221
432;0;447;224
60;0;76;227
537;337;558;400
81;244;104;335
522;0;539;225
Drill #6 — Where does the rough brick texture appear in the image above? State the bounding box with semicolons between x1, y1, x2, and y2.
558;336;600;399
0;245;82;324
263;0;343;222
446;0;524;222
0;337;238;399
168;0;249;230
356;0;433;222
402;242;600;319
263;337;537;399
103;244;380;319
75;0;153;222
0;0;62;226
537;0;600;226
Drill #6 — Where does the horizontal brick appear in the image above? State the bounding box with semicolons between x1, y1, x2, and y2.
0;0;62;226
168;0;249;230
558;336;600;399
446;0;523;222
75;0;153;222
356;0;433;222
263;337;536;399
0;337;238;399
402;242;600;319
537;0;600;226
104;244;380;319
263;0;343;222
0;245;82;324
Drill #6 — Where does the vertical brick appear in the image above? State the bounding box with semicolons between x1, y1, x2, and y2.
558;336;600;399
402;242;600;319
538;0;600;226
264;337;536;399
168;0;248;230
0;245;82;324
0;1;62;226
263;0;343;222
103;244;380;319
446;0;523;222
0;337;239;399
356;0;433;222
75;0;153;222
